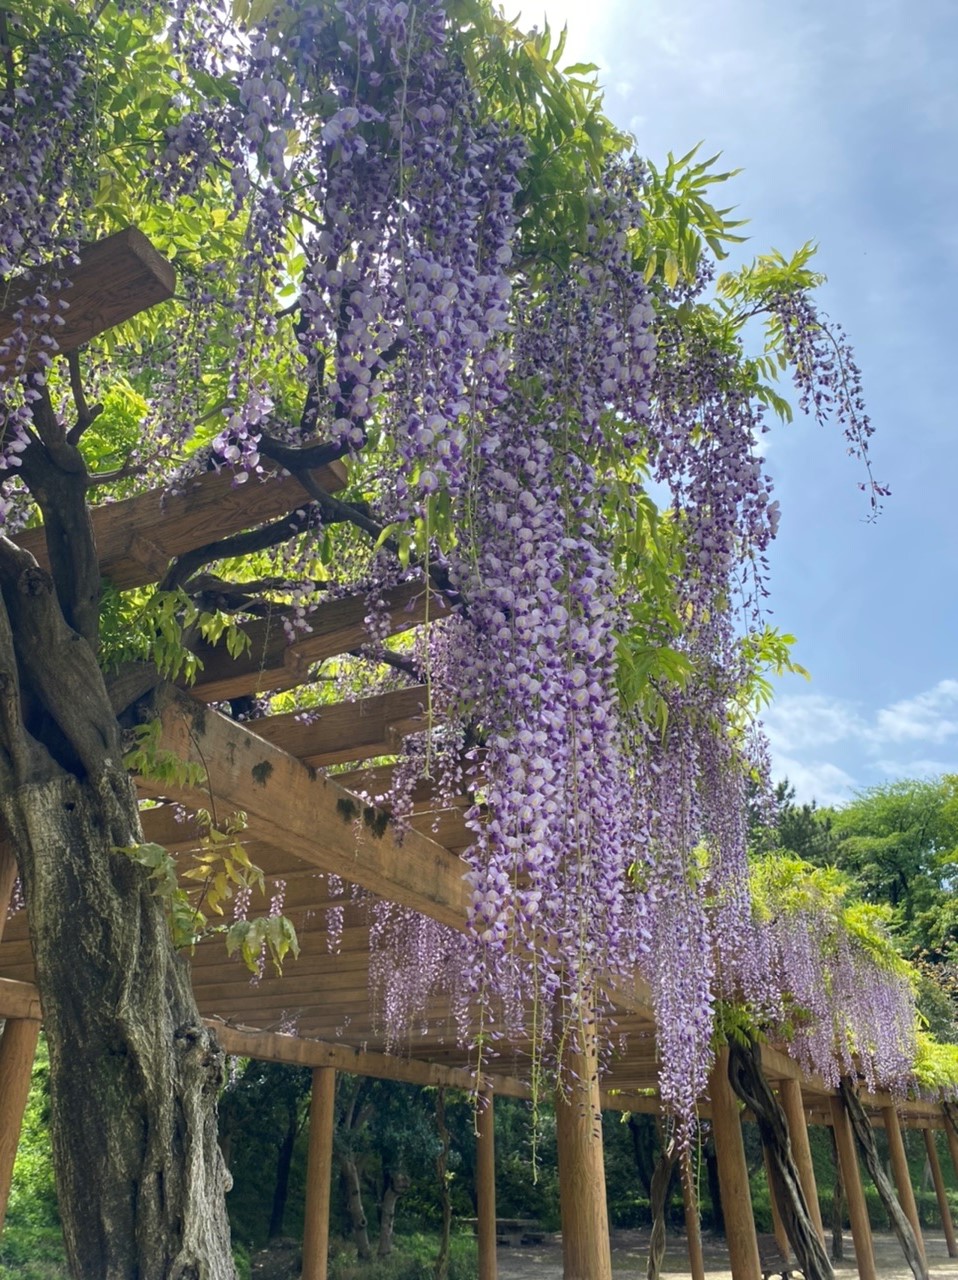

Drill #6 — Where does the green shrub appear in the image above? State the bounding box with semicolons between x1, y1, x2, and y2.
0;1223;68;1279
328;1232;477;1280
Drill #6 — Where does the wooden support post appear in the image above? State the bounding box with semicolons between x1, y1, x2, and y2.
708;1047;761;1280
883;1105;925;1260
828;1095;876;1280
554;1023;612;1280
763;1146;791;1258
476;1089;497;1280
680;1146;706;1280
922;1128;958;1258
0;1018;40;1233
778;1077;825;1245
0;841;17;946
302;1067;336;1280
943;1109;958;1184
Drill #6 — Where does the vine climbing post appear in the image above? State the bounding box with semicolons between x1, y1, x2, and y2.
763;1146;791;1259
828;1095;876;1280
0;1015;40;1233
883;1105;925;1261
302;1067;336;1280
554;1018;612;1280
779;1077;825;1244
475;1088;497;1280
921;1128;958;1258
708;1047;761;1280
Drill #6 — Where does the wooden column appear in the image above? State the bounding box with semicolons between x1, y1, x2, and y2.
680;1147;706;1280
922;1128;958;1258
0;1017;40;1233
828;1096;876;1280
883;1105;925;1259
942;1109;958;1184
302;1067;336;1280
708;1047;761;1280
476;1088;497;1280
0;841;17;945
778;1077;825;1245
555;1025;612;1280
763;1146;791;1258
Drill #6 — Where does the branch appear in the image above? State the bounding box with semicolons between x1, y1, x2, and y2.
0;563;58;788
258;433;354;472
0;541;119;779
65;350;103;443
18;390;101;649
0;9;15;109
162;503;323;593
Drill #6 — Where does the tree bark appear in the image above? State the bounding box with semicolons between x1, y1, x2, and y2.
2;769;234;1279
378;1169;409;1258
838;1077;928;1280
340;1151;372;1260
269;1107;298;1239
727;1037;834;1280
645;1137;677;1280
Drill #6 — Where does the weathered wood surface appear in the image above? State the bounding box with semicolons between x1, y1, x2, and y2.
0;976;42;1020
142;688;471;931
191;580;435;700
210;1022;529;1096
0;228;175;375
18;460;346;591
248;685;430;767
829;1092;877;1280
0;1018;41;1231
302;1067;337;1280
709;1047;762;1280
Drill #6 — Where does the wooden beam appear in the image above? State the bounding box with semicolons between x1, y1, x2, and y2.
476;1089;497;1280
0;1018;40;1232
708;1047;761;1280
145;689;471;931
0;228;174;375
248;686;430;768
207;1021;530;1098
191;581;435;701
0;977;42;1021
19;461;346;592
302;1067;336;1280
829;1094;876;1280
922;1128;958;1258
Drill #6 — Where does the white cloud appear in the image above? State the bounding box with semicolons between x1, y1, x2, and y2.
872;679;958;745
773;755;858;807
762;694;865;752
764;678;958;806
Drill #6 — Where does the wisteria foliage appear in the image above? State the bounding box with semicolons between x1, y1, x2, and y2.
0;0;898;1126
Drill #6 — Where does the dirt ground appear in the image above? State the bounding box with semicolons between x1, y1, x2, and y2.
495;1228;958;1278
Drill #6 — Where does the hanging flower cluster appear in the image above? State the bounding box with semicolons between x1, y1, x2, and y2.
2;0;900;1133
0;20;93;517
754;858;918;1094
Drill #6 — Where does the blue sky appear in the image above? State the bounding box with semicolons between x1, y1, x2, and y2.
525;0;958;806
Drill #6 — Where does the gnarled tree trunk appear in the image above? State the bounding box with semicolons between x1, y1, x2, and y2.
0;420;235;1278
838;1077;929;1280
340;1151;372;1260
645;1135;677;1280
378;1169;410;1258
727;1036;834;1280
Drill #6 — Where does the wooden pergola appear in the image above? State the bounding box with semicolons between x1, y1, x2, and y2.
2;230;958;1280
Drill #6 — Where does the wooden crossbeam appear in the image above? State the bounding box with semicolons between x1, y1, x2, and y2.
248;685;430;767
210;1021;530;1097
0;228;175;375
191;580;436;701
0;977;42;1021
19;460;347;591
143;687;471;931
